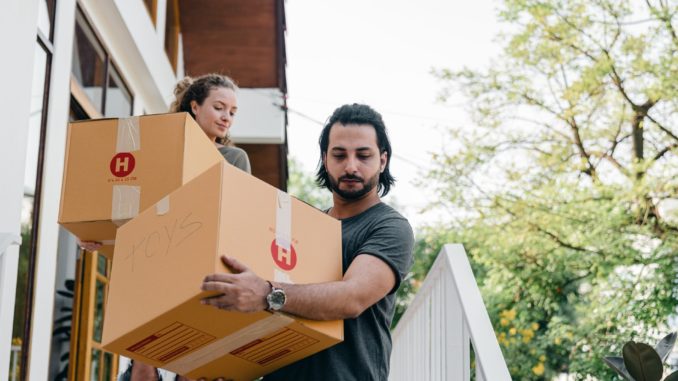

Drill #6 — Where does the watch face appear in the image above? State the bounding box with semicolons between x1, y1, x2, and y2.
268;289;286;310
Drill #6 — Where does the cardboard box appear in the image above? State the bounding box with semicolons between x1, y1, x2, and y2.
102;160;344;380
58;113;224;256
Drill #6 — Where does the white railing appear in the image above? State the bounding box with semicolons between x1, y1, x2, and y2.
390;244;511;381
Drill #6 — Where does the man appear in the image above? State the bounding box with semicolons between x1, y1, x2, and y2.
200;103;414;380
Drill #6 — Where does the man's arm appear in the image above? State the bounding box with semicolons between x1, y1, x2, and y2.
200;254;396;320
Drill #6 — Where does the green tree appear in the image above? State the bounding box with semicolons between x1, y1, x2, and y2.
287;156;332;211
422;0;678;379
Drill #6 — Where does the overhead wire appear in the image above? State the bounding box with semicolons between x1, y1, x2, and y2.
280;104;432;170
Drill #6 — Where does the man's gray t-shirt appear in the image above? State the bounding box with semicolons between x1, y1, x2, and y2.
263;202;414;381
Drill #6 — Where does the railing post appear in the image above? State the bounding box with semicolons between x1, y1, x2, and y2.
444;264;470;380
444;244;511;381
390;243;511;380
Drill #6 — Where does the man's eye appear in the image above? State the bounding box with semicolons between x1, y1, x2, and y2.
333;155;345;159
359;155;371;160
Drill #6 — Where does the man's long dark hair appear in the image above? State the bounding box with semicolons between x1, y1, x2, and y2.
316;103;396;197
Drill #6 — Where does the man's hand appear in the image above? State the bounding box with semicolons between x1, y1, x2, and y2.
200;256;270;313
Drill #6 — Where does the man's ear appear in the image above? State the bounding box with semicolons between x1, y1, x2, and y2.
380;151;387;173
322;152;327;169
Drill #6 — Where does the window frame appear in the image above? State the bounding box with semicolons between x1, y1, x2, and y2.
16;25;55;381
143;0;158;26
72;6;134;117
164;0;180;73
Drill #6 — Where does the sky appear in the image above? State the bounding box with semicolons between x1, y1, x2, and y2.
284;0;504;229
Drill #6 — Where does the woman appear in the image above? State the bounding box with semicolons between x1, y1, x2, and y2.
81;73;251;253
81;74;251;381
170;73;251;173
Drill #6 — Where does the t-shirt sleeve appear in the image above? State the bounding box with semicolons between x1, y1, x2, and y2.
356;217;414;294
224;148;252;174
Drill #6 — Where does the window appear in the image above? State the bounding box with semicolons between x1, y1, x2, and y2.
143;0;157;25
105;65;132;118
69;250;119;381
71;7;133;117
37;0;56;42
71;9;106;114
11;0;56;377
165;0;180;73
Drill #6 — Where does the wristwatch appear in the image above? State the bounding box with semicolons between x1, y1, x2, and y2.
266;281;286;311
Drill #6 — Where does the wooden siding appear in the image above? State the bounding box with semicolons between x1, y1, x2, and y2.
239;143;287;190
178;0;279;88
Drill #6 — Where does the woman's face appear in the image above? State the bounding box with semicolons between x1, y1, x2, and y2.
191;87;238;142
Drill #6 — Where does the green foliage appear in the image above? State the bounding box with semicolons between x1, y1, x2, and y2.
12;223;32;342
412;0;678;379
287;156;332;210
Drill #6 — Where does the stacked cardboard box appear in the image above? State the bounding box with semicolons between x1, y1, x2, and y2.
59;113;344;380
58;113;224;257
102;160;343;380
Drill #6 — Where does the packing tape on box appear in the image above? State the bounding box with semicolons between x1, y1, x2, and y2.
112;185;141;224
110;117;141;224
156;196;170;216
275;190;291;251
164;313;294;374
117;116;141;153
0;233;22;258
274;268;294;284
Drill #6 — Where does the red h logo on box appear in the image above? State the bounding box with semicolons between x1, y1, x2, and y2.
270;239;297;271
110;152;136;177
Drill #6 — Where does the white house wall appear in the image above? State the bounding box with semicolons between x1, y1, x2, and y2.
0;0;40;379
231;88;287;144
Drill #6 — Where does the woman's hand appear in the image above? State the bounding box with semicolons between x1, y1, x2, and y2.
77;240;102;252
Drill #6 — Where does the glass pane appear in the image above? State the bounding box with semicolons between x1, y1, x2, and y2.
143;0;156;24
37;0;56;41
23;44;49;197
72;9;106;113
103;352;112;381
11;42;49;381
165;0;179;72
91;349;101;381
93;280;105;343
104;66;132;118
47;230;80;380
97;254;107;276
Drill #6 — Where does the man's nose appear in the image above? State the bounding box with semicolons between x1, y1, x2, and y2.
345;156;359;173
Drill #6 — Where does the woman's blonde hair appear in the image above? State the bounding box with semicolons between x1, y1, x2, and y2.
170;73;238;146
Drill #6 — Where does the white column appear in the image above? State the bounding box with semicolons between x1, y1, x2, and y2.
26;0;78;379
0;0;40;380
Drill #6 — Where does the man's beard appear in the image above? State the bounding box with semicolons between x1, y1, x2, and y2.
328;172;380;200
